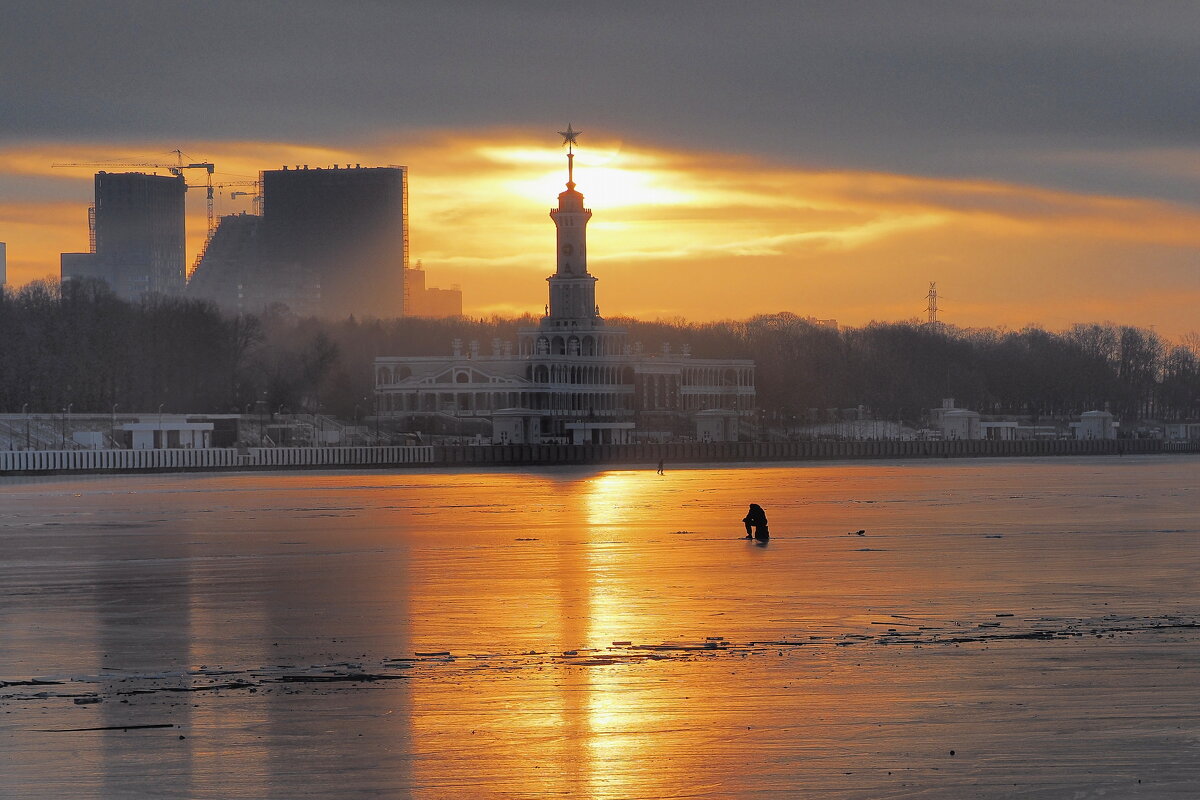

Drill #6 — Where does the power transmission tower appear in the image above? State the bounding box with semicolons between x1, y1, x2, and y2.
925;281;939;325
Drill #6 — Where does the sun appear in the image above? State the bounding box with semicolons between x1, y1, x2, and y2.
478;143;693;210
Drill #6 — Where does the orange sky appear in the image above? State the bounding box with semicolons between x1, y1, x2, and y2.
1;130;1197;339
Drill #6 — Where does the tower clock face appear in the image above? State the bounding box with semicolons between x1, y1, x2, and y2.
561;244;573;256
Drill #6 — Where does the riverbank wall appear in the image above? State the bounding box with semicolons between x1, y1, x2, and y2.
434;437;1179;467
1;438;1193;476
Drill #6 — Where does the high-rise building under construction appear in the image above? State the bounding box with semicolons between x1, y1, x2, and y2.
60;172;186;299
260;164;407;318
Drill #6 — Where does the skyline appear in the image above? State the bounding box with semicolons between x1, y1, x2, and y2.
2;2;1198;337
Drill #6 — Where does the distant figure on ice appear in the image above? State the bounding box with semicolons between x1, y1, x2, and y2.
657;459;665;475
743;503;769;541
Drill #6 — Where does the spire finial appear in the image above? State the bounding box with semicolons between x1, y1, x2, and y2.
557;124;581;188
558;123;581;154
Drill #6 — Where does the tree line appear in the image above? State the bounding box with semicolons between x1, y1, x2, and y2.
2;281;1196;425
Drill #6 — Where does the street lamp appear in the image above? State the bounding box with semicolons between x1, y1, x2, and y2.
61;403;72;449
111;403;119;449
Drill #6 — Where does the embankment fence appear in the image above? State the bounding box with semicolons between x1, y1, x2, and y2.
0;446;433;475
0;438;1188;476
432;437;1168;466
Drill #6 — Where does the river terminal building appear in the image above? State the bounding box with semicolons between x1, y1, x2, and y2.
374;128;755;444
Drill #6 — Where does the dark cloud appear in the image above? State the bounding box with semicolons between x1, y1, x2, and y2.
3;1;1199;199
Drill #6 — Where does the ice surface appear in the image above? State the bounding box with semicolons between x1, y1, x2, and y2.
1;456;1197;798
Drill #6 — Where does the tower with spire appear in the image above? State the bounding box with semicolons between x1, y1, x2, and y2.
544;124;602;330
375;124;756;447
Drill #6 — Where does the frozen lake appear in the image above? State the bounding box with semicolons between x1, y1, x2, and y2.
1;456;1198;798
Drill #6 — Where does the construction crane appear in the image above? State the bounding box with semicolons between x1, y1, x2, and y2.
228;190;262;216
52;150;218;239
216;181;262;216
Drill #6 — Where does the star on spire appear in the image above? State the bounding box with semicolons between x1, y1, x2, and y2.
558;124;581;153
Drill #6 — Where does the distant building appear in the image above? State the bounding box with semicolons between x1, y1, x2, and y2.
186;212;323;316
59;252;109;283
121;419;214;450
1165;422;1200;442
261;164;407;318
404;263;462;318
980;421;1018;440
931;398;982;440
1074;410;1116;440
187;213;265;312
189;164;413;317
375;134;756;444
60;172;186;299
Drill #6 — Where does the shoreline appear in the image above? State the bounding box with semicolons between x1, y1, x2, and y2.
1;438;1193;477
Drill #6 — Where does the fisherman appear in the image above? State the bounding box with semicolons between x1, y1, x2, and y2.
743;503;769;541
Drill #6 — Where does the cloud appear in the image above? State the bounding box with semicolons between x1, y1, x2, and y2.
2;2;1199;203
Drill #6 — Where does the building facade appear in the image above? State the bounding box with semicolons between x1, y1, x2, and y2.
260;164;407;318
61;172;186;299
374;133;755;444
190;165;446;318
403;263;463;318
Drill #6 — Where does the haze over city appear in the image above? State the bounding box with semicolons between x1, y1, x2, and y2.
2;1;1198;336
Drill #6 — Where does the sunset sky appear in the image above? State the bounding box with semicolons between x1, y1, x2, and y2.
2;1;1197;337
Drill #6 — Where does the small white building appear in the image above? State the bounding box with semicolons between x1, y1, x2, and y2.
941;409;981;440
931;399;982;440
981;421;1019;441
122;420;213;449
1165;422;1200;442
1074;410;1116;440
564;421;636;445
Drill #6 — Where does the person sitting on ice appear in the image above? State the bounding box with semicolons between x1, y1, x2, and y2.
743;503;769;541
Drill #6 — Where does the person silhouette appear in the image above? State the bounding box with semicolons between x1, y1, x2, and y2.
656;459;665;475
743;503;769;541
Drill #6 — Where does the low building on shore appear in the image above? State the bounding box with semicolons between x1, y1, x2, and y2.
930;398;982;440
1165;422;1200;442
1072;410;1116;440
121;419;214;450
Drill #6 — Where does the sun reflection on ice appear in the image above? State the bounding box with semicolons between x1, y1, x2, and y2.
578;470;682;798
